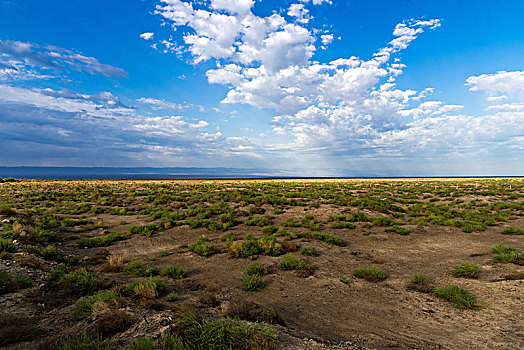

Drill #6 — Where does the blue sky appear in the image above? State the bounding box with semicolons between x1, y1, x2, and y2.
0;0;523;176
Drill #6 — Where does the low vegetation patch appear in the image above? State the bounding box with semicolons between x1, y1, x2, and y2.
0;238;17;253
76;231;126;248
406;273;433;293
0;269;32;294
492;245;524;264
170;312;277;349
71;290;118;320
453;261;480;278
125;278;166;298
241;261;265;292
353;265;387;281
434;285;480;309
501;226;524;235
124;260;159;277
60;268;97;296
300;246;319;257
188;235;218;257
160;264;186;279
278;253;315;276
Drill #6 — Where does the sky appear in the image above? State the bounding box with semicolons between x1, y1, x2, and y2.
0;0;523;176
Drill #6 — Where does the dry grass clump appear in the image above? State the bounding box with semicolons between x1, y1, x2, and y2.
0;313;41;346
98;254;127;272
406;273;434;293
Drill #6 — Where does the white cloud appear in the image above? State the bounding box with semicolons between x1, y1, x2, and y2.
288;4;311;24
210;0;254;15
137;97;186;110
140;32;154;40
320;33;334;45
156;0;315;72
466;70;524;94
0;39;127;78
299;0;332;5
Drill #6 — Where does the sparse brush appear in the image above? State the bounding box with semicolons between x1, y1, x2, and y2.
55;333;111;350
453;262;480;278
277;253;315;276
492;245;523;264
99;254;126;272
501;226;524;235
124;260;158;277
60;268;97;296
340;275;353;285
245;261;265;277
171;312;277;349
125;278;166;298
407;273;433;293
166;292;178;302
188;235;217;257
0;238;17;253
161;264;186;279
353;265;387;281
300;246;319;257
72;290;118;320
434;285;480;309
241;273;265;292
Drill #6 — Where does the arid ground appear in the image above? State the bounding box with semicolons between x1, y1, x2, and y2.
0;178;523;349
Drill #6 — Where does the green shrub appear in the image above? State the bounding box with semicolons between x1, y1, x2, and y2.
161;265;186;279
501;226;524;235
171;312;277;349
453;262;480;278
0;238;17;253
261;225;277;234
127;223;159;237
124;260;159;277
0;269;31;294
312;232;345;246
244;261;264;277
407;273;433;293
277;253;315;275
274;209;285;215
125;337;155;350
72;290;118;320
220;232;236;247
55;333;111;350
257;236;281;256
188;235;217;257
340;275;353;285
300;246;319;257
434;285;480;309
125;278;166;298
166;292;178;302
76;232;126;248
386;225;410;235
35;227;58;242
241;273;265;292
411;273;432;284
60;268;97;296
353;265;387;281
492;245;523;263
245;217;270;227
50;263;70;278
229;240;261;258
28;245;75;263
330;222;356;229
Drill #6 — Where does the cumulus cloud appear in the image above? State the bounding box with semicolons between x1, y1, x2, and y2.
153;4;524;173
155;0;316;72
140;32;155;40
